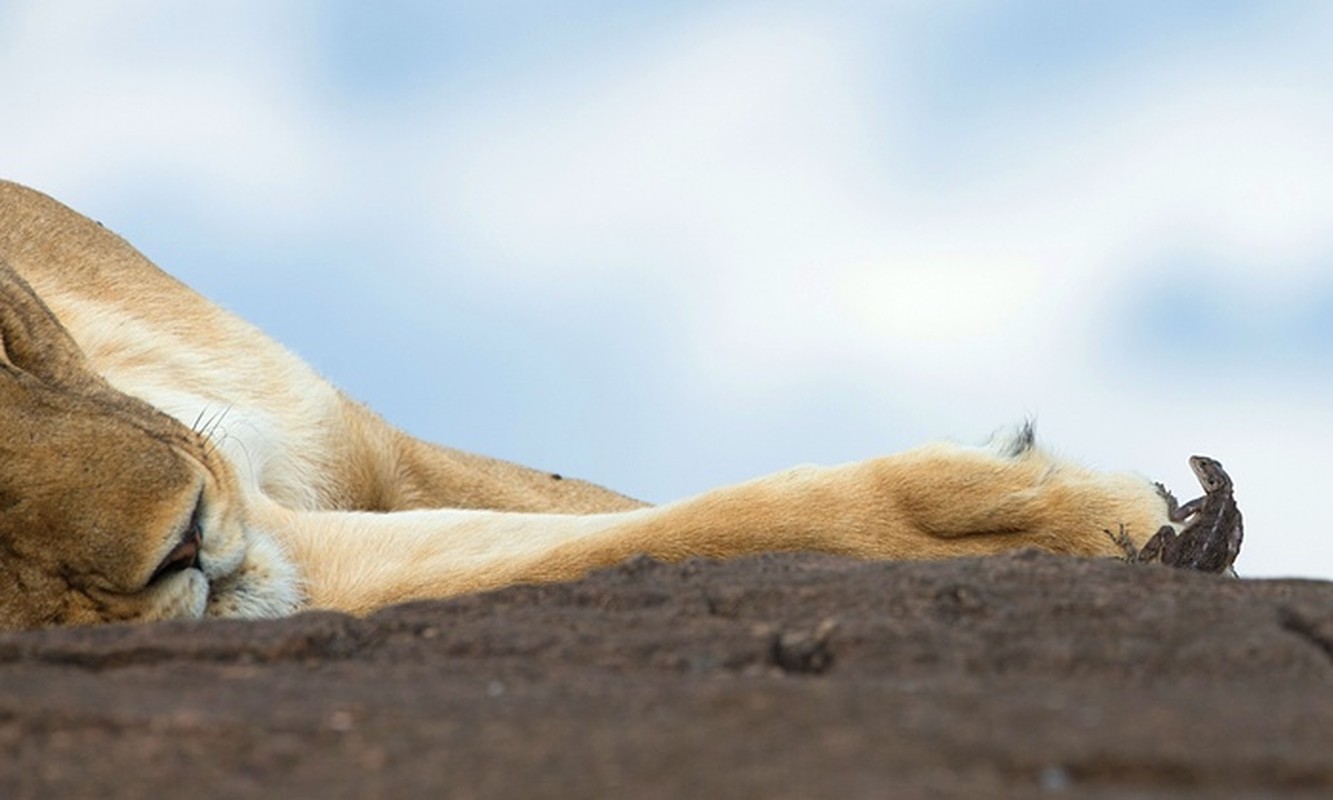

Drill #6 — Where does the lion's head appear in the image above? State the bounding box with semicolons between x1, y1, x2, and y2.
0;261;299;629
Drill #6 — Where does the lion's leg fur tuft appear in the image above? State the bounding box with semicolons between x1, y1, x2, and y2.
987;419;1039;460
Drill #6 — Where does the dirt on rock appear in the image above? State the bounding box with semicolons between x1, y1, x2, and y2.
1;551;1331;799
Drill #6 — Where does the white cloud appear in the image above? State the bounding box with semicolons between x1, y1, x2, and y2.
433;8;884;282
0;2;341;235
428;2;1333;377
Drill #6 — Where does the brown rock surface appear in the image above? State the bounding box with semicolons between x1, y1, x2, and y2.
2;551;1331;798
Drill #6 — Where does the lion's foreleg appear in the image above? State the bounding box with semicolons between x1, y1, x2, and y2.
864;442;1171;557
252;443;1171;616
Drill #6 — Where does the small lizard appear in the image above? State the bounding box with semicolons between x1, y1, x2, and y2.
1109;455;1243;575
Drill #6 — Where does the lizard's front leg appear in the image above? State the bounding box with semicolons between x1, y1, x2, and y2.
1156;482;1198;523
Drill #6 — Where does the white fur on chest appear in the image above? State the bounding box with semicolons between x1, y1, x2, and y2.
43;290;346;510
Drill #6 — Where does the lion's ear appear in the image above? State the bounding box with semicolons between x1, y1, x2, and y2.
0;260;99;391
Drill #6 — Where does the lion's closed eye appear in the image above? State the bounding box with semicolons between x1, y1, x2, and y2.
145;493;204;588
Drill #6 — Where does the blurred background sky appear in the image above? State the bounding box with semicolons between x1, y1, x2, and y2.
3;1;1331;578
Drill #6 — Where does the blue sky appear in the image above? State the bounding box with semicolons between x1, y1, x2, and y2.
4;1;1332;578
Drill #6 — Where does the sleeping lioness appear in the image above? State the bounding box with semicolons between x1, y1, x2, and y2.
0;180;1177;630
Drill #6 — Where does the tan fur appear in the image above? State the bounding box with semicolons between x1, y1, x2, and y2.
0;180;1173;628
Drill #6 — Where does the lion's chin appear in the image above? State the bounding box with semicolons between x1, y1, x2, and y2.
204;533;305;620
144;570;211;622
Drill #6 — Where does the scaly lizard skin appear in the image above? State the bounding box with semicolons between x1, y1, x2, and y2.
1109;456;1243;575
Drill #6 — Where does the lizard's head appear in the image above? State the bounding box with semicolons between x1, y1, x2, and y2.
1187;455;1227;493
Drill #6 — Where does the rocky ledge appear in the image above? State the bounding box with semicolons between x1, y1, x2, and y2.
1;551;1330;798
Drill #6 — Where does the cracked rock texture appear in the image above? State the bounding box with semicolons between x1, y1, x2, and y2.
1;551;1331;798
